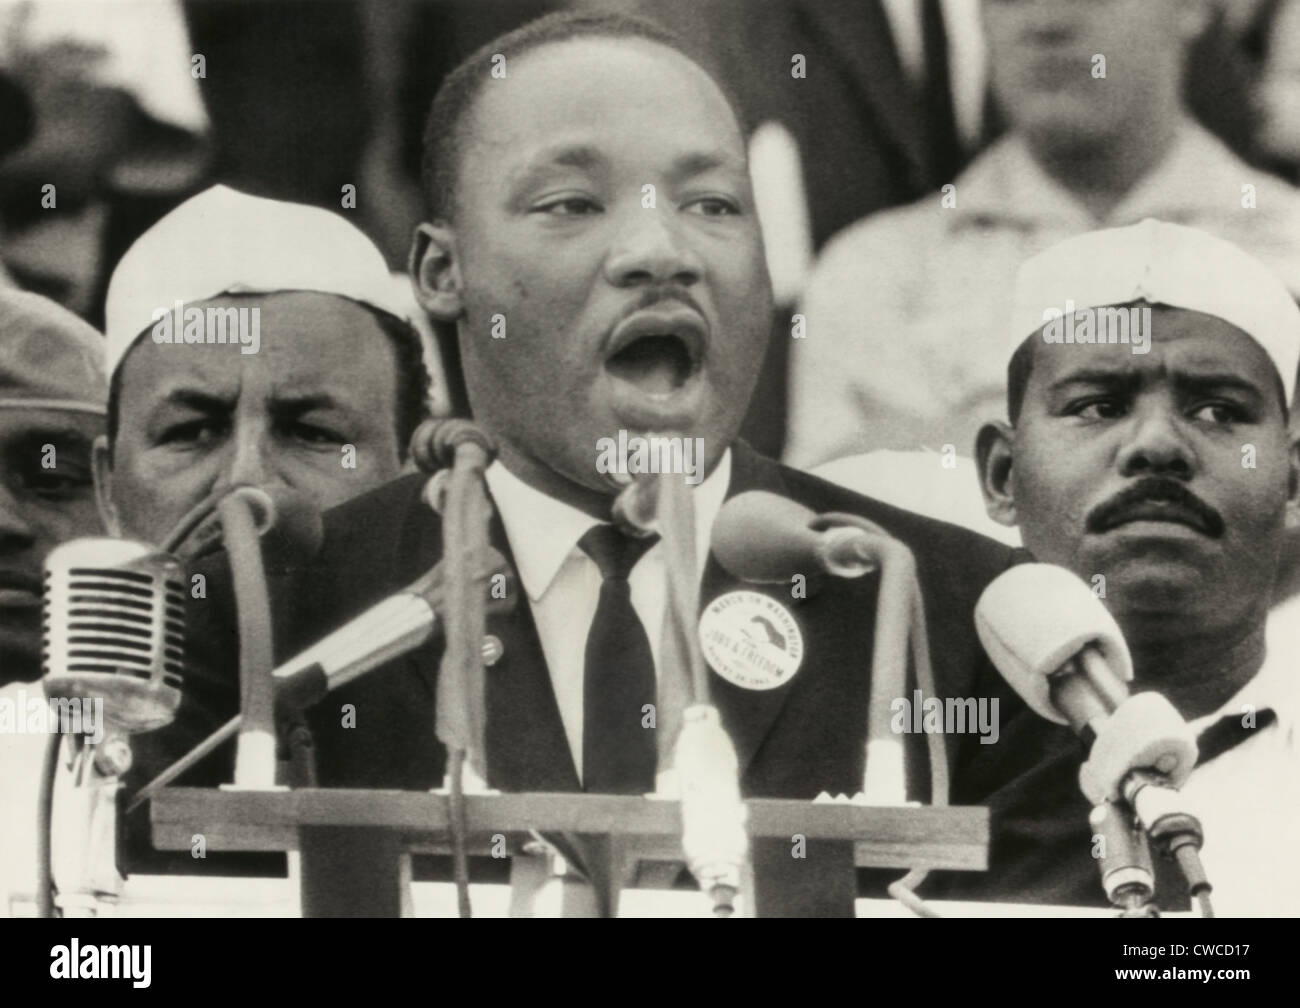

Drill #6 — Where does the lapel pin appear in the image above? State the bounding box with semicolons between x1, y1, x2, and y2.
698;590;804;691
481;634;504;666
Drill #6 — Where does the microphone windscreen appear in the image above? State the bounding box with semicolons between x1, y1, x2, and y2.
711;490;824;583
43;537;184;732
975;563;1133;725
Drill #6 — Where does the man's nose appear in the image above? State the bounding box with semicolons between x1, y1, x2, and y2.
1116;403;1196;480
603;206;703;288
218;424;285;497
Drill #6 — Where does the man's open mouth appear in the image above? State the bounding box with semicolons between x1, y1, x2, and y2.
602;306;708;426
606;333;699;393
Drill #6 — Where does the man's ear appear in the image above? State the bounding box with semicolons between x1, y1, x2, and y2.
409;222;464;323
1284;428;1300;529
91;434;123;538
975;420;1019;528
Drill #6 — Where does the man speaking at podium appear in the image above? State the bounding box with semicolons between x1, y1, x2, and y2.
132;11;1042;915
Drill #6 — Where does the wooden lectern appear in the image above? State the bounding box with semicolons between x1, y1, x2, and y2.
150;788;988;917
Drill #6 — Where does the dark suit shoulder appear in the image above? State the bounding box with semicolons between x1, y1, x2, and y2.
318;470;434;555
771;459;1018;590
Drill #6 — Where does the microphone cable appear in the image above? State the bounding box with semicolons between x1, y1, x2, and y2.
35;731;61;918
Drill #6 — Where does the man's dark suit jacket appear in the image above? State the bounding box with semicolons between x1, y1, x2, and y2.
129;441;1099;912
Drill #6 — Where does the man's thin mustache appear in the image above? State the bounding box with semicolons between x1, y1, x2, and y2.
1086;477;1225;538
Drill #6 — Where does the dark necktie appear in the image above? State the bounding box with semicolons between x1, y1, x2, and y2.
919;0;962;182
579;524;660;794
1195;707;1277;767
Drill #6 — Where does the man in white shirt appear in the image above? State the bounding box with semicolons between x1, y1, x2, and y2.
786;0;1300;469
972;220;1300;914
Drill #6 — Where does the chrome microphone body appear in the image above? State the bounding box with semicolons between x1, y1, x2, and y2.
42;537;185;914
43;537;185;734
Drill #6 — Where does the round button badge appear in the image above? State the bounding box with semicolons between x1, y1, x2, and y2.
698;590;804;691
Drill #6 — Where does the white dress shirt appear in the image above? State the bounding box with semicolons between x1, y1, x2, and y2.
483;451;733;782
1177;598;1300;916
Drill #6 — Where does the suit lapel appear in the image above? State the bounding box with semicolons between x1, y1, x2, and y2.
798;0;933;193
398;472;579;793
481;503;582;792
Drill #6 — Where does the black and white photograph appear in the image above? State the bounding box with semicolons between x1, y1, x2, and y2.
0;0;1297;961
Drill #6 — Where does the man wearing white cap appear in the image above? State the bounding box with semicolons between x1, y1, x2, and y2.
974;219;1300;915
0;289;106;912
93;184;432;552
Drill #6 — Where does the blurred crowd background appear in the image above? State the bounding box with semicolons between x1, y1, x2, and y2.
1;0;1299;458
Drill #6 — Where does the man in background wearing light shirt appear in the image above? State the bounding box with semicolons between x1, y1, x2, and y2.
787;0;1300;470
972;220;1300;915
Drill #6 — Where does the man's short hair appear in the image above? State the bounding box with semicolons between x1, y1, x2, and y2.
106;303;431;460
419;9;746;223
1006;337;1034;426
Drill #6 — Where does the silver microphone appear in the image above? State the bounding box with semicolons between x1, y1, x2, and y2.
43;537;184;734
42;537;185;914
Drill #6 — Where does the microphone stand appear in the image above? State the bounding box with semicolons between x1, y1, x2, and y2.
806;511;948;916
809;512;947;807
220;487;281;789
615;469;752;917
412;419;498;919
1091;800;1159;918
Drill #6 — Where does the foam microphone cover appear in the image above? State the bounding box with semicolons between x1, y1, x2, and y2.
711;491;823;583
975;563;1133;725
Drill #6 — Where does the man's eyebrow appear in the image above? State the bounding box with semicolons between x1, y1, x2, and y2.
508;145;745;188
271;392;349;414
1045;369;1132;393
1171;371;1267;398
3;427;93;450
157;388;235;413
668;149;746;179
509;144;607;187
1045;367;1270;402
